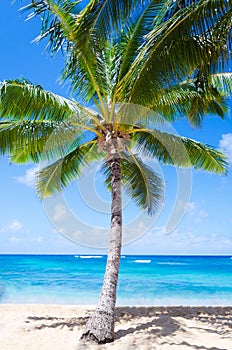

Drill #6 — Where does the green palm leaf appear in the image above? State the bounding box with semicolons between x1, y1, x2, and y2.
0;120;57;162
117;1;168;82
153;73;231;126
210;73;232;95
117;0;232;106
64;39;120;102
24;0;144;52
0;119;97;164
132;129;228;174
36;141;102;198
0;78;81;122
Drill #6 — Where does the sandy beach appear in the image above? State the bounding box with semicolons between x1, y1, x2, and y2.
0;305;231;349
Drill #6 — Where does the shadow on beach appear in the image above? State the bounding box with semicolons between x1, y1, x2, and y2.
114;306;232;342
24;306;232;349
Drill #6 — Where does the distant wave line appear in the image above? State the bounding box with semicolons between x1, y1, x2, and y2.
157;262;188;265
75;255;103;259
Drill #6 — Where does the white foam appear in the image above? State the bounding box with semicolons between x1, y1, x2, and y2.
157;262;187;265
79;255;103;259
134;260;151;263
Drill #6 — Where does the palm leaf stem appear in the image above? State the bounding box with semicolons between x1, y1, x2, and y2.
128;128;150;134
109;101;116;123
75;103;106;131
81;54;109;122
79;139;97;149
71;122;102;137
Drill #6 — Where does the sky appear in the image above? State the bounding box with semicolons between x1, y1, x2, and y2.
0;1;232;255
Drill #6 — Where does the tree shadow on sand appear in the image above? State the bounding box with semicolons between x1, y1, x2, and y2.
162;341;230;350
114;306;232;344
26;315;90;330
26;305;231;349
114;307;183;340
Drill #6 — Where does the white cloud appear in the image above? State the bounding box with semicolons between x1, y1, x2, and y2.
8;235;43;244
186;201;197;216
199;209;208;218
131;228;230;253
52;204;67;222
219;133;232;163
152;226;168;236
14;166;39;188
9;236;22;242
8;220;23;231
31;236;43;243
194;209;208;224
183;202;208;224
0;220;23;233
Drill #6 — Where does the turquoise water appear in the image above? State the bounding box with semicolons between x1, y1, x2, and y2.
0;255;232;305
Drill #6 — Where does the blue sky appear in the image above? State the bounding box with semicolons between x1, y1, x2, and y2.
0;1;232;255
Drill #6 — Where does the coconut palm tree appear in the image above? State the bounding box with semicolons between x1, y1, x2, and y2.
1;0;232;344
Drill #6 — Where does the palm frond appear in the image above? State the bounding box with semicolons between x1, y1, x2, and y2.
0;120;56;162
132;129;228;174
0;78;82;122
36;141;103;198
22;0;79;54
24;0;144;50
102;152;164;215
117;0;168;82
115;103;167;126
22;0;146;104
210;73;232;95
117;0;232;106
152;72;231;126
0;119;95;163
68;0;144;44
64;39;121;102
22;1;107;113
63;51;97;101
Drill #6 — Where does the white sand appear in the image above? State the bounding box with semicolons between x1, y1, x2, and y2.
0;304;231;349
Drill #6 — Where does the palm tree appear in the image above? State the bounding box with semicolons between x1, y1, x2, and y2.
1;0;232;344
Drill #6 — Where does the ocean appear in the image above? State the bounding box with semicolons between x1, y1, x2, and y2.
0;255;232;306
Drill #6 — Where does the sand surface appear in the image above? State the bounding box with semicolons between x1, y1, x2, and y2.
0;304;231;349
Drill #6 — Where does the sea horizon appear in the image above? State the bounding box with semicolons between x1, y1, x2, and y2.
1;254;232;306
1;253;232;256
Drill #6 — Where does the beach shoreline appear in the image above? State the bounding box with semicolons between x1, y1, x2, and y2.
0;304;231;349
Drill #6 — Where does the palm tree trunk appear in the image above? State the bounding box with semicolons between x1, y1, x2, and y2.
80;156;122;344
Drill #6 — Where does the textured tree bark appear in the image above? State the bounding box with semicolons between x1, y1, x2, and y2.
80;156;122;344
